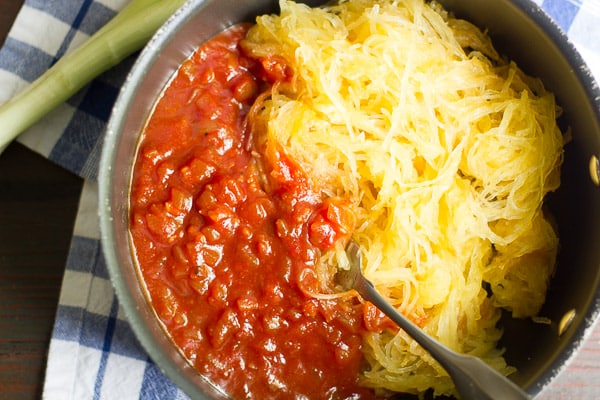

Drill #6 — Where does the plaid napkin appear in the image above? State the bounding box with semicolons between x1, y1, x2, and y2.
0;0;599;399
0;1;188;398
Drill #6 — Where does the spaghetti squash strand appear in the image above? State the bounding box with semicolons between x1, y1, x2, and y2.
243;0;563;396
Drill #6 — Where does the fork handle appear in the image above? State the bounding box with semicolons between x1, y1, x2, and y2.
356;275;530;400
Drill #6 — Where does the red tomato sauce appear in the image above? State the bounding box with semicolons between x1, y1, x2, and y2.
130;25;386;399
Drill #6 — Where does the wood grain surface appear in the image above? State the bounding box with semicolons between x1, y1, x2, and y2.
0;141;82;399
0;1;84;398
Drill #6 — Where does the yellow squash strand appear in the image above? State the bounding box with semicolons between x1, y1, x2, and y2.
243;0;564;396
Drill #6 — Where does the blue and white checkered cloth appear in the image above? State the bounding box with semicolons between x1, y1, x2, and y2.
0;0;599;399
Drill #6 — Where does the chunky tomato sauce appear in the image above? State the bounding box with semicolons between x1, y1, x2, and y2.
130;25;385;399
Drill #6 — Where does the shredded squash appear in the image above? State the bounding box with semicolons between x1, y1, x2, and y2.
243;0;564;396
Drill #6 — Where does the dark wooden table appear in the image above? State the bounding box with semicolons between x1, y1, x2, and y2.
0;1;84;398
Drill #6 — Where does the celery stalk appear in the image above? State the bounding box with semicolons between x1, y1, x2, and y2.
0;0;187;149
